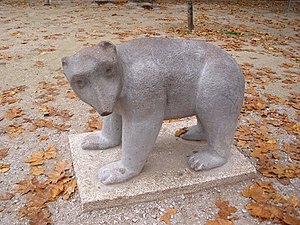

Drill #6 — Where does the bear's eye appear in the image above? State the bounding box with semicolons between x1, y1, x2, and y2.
76;79;86;89
106;68;112;74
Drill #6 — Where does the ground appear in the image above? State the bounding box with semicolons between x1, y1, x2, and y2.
0;0;299;225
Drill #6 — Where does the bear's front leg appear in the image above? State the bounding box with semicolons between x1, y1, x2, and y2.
81;112;122;150
98;114;163;184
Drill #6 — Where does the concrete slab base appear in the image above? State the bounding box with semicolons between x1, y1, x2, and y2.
69;121;256;211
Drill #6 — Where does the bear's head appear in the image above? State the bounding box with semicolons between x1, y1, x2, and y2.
62;41;122;116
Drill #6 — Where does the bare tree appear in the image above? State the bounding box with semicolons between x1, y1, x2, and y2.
188;0;194;32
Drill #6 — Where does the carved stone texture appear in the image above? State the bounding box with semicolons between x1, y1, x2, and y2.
62;38;245;185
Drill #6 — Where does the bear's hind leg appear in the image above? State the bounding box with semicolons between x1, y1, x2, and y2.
180;116;207;141
188;72;243;171
188;114;238;171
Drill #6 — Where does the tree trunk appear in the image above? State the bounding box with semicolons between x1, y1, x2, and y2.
188;0;194;32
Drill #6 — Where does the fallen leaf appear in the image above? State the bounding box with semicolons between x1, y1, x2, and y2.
29;119;71;132
206;218;234;225
46;171;67;184
43;145;57;159
28;207;52;225
62;179;77;200
65;90;78;99
24;152;45;166
0;148;9;159
30;166;46;176
175;127;188;137
19;205;40;218
85;115;102;132
242;181;276;203
55;161;72;174
0;46;9;50
16;177;38;195
34;61;44;68
10;31;22;36
283;215;300;225
38;135;49;141
0;192;14;200
0;206;4;212
0;98;22;105
0;164;10;173
163;118;182;123
26;192;49;208
5;106;24;120
5;123;24;137
49;182;64;200
243;181;300;224
277;177;291;186
246;203;284;221
160;208;176;225
215;198;237;219
258;163;300;179
38;105;73;119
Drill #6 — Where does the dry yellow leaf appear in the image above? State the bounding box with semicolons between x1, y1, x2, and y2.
160;208;176;225
30;166;46;176
282;215;300;225
5;123;24;137
46;171;67;184
10;31;22;36
245;203;284;221
26;193;49;209
62;179;77;200
49;183;64;200
66;90;78;99
5;106;24;120
206;218;234;225
215;198;237;219
0;164;10;173
43;145;57;159
24;152;45;166
38;135;49;141
0;148;9;160
163;119;182;123
16;177;38;195
0;192;14;200
242;181;276;203
34;61;44;68
175;127;188;137
55;161;72;174
85;115;102;132
27;207;52;225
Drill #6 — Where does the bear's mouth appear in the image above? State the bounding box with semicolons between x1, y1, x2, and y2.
100;111;112;116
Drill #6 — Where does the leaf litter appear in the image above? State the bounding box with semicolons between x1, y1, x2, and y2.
0;0;299;224
242;181;300;224
206;198;238;225
17;144;76;225
160;207;177;225
0;148;9;159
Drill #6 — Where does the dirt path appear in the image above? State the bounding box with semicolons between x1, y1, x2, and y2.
0;1;299;225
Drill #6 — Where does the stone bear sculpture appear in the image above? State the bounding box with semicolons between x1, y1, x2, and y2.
62;38;245;185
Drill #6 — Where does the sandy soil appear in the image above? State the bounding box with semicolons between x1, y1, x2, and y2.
0;1;299;225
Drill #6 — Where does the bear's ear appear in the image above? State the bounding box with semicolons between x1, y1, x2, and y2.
98;41;116;53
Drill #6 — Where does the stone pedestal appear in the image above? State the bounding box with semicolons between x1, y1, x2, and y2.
69;121;256;211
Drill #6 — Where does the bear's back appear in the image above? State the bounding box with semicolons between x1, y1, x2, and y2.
117;37;231;65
